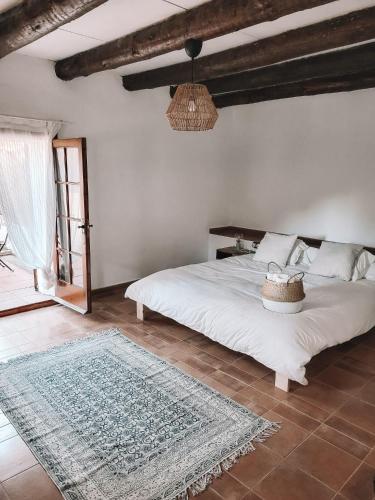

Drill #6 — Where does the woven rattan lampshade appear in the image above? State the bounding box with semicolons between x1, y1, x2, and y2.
166;83;218;131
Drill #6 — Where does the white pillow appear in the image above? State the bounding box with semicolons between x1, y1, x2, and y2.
254;232;297;267
288;239;308;265
365;262;375;281
309;241;363;281
352;250;375;281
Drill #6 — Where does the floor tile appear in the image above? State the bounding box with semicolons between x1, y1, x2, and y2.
293;381;348;413
262;410;308;457
231;392;269;416
200;374;238;397
314;424;370;460
286;434;360;491
357;380;375;406
235;386;278;412
201;343;242;363
283;395;330;422
176;354;216;376
0;425;18;443
0;436;38;481
325;416;375;448
250;379;290;401
348;345;375;367
228;444;280;487
232;357;271;379
337;399;375;435
209;370;247;393
2;465;62;500
1;295;375;500
241;493;263;500
254;463;334;500
220;364;256;386
336;357;375;378
305;348;341;378
210;471;249;500
365;448;375;468
340;462;375;500
315;365;368;395
194;351;228;369
195;487;223;499
0;412;9;428
272;402;320;432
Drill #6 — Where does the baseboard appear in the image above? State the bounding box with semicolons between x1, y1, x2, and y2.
92;280;136;297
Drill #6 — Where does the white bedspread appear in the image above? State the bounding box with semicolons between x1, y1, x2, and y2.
125;255;375;384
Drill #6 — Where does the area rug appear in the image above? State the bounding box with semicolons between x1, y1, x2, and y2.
0;328;279;500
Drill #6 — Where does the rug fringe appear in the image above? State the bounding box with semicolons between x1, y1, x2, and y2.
177;421;280;499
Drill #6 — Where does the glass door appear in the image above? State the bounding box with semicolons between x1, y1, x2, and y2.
52;138;92;313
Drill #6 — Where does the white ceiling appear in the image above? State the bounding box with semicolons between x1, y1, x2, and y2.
0;0;22;12
5;0;375;75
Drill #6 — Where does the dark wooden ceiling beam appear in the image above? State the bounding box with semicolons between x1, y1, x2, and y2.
0;0;108;59
55;0;334;80
212;72;375;108
195;41;375;95
123;6;375;91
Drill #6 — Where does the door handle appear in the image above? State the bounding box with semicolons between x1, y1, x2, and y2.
78;223;93;230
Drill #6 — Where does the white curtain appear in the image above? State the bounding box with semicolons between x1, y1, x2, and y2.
0;116;61;290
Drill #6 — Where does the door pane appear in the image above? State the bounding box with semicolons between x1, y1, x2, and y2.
68;184;81;219
56;183;68;217
70;220;83;254
57;217;69;252
67;148;80;182
58;249;71;284
71;254;83;287
55;148;66;182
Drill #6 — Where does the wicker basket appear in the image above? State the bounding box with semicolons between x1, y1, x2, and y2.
262;262;305;313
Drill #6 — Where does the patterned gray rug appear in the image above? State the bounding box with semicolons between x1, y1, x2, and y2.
0;328;279;500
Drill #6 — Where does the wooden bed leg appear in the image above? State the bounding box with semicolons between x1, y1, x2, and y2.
275;372;290;392
136;302;144;321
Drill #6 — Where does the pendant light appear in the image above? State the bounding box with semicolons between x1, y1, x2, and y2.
166;39;218;131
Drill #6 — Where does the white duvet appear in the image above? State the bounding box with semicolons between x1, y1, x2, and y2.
125;255;375;384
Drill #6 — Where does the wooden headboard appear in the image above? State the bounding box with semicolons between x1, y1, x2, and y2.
209;226;375;254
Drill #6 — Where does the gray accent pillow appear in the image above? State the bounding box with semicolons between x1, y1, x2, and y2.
309;241;363;281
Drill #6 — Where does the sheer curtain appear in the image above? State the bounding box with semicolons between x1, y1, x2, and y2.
0;116;61;292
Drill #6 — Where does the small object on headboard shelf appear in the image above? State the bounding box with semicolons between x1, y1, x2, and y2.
216;246;253;260
234;233;244;252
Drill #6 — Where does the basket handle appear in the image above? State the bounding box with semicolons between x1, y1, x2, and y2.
287;272;305;284
267;261;282;273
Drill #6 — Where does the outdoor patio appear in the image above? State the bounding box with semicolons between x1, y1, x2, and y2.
0;254;48;312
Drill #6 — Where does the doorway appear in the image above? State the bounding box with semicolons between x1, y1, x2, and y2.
0;129;92;316
52;138;92;314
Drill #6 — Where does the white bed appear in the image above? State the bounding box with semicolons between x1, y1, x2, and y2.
125;254;375;390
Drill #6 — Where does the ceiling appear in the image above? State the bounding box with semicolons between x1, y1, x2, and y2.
5;0;375;76
0;0;22;11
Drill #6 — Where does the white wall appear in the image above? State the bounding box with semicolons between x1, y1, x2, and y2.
228;91;375;247
1;53;374;290
0;53;237;288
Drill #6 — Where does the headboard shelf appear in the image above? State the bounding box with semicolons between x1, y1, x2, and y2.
209;226;375;254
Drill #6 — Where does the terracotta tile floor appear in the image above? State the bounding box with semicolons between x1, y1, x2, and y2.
0;293;374;500
0;256;48;312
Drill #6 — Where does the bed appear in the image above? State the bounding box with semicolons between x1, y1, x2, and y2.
125;247;375;392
